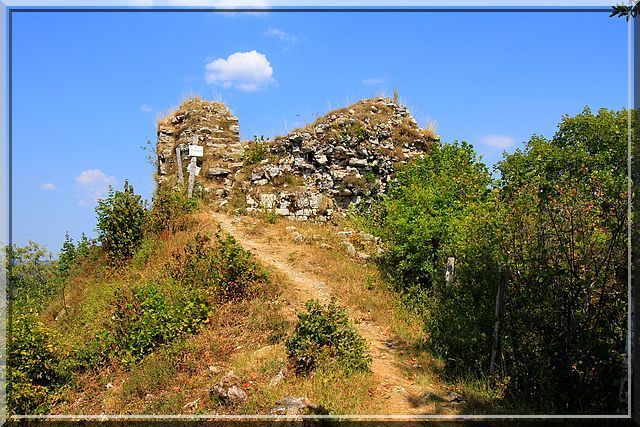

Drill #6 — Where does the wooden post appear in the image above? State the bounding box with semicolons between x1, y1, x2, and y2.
175;146;184;186
187;157;196;198
490;268;506;378
445;257;455;284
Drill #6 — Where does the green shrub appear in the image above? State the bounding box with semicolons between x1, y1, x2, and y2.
262;205;278;224
491;107;629;412
243;135;268;165
285;299;371;375
368;141;493;307
8;311;65;414
148;188;198;236
7;242;56;309
423;196;504;375
370;108;629;413
169;233;268;302
80;283;209;368
56;232;76;280
95;180;148;265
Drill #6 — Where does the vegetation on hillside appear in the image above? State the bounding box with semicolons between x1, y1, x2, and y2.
286;299;371;375
7;183;277;414
7;104;629;416
365;107;629;413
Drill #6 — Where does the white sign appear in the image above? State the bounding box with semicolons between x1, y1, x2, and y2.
189;145;203;157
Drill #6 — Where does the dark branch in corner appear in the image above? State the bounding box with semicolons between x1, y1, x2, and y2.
610;2;640;20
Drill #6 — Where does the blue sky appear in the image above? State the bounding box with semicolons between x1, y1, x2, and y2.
11;9;628;252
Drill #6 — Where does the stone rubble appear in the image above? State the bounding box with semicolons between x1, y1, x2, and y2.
209;371;247;404
269;396;326;415
156;96;438;222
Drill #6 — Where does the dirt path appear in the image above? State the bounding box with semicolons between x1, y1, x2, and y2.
210;212;428;414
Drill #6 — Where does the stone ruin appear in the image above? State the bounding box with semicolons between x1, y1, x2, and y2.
156;96;439;221
156;97;242;190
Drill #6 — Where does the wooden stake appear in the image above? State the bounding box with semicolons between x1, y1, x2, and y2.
176;146;184;186
445;257;455;284
490;268;506;378
187;157;196;198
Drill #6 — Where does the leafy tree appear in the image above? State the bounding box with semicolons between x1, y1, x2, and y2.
610;2;639;20
369;141;493;308
75;233;91;258
56;232;76;280
95;180;148;265
493;107;629;412
370;107;629;413
7;242;54;308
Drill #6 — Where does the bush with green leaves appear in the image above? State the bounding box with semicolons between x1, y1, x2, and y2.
148;187;198;236
79;282;209;368
285;299;371;375
8;310;65;414
7;242;55;309
95;180;148;265
243;135;268;165
491;107;629;412
370;108;629;413
368;141;493;310
169;232;268;302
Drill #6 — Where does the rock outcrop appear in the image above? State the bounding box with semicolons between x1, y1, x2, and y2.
156;96;438;220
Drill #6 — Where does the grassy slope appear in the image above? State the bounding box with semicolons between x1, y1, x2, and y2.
207;210;507;415
38;206;505;415
38;214;380;415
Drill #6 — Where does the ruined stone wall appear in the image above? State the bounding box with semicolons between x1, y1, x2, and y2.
241;98;438;220
156;96;438;221
156;97;242;192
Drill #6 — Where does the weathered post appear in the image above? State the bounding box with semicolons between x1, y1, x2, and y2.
445;257;455;284
176;145;184;185
187;157;197;198
175;146;184;186
186;135;203;198
489;268;507;378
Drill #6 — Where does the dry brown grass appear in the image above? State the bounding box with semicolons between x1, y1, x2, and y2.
43;206;500;416
220;213;423;348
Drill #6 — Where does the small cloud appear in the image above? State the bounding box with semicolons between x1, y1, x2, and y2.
263;28;298;44
38;183;56;191
205;50;275;92
128;0;271;14
479;134;515;149
363;78;386;86
75;169;117;208
140;104;153;113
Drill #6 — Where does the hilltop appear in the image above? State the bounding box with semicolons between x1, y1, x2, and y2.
156;96;439;221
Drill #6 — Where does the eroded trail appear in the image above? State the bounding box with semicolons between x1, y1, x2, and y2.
210;211;431;414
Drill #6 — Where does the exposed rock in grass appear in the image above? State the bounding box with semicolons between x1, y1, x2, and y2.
270;396;327;415
210;371;247;404
341;241;356;257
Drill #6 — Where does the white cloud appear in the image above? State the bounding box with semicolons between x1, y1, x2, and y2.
38;183;57;191
75;169;117;208
128;0;270;12
205;50;275;92
363;78;386;85
263;27;298;44
479;134;515;149
140;104;153;113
